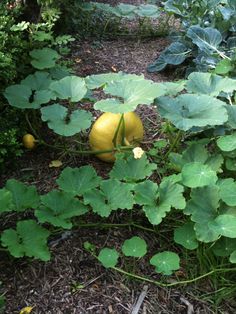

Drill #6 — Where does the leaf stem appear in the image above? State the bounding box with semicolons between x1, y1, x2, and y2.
25;111;39;138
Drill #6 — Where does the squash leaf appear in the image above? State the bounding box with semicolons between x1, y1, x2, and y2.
29;48;60;69
95;79;165;113
158;94;228;131
35;190;88;229
1;220;50;261
5;179;39;212
49;76;87;102
84;179;134;217
0;188;14;214
57;166;102;196
41;104;92;136
109;154;157;182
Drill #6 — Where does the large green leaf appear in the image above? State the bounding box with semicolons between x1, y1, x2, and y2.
21;71;53;91
109;154;157;182
209;215;236;238
85;179;134;217
150;251;180;275
218;178;236;206
194;222;220;243
186;72;236;96
226;106;236;129
57;166;101;196
4;84;50;109
0;188;13;214
162;42;190;65
134;180;158;206
184;186;220;242
40;104;92;136
1;220;50;261
5;179;39;212
101;179;134;210
158;94;228;131
36;190;88;229
184;186;219;222
147;54;167;72
174;222;198;250
85;72;144;89
30;48;60;69
217;133;236;152
95;79;164;113
212;237;236;257
156;80;186;97
49;76;87;102
83;189;111;217
181;162;218;188
187;26;222;54
134;178;185;225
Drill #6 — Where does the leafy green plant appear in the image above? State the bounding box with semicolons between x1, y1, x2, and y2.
148;0;236;74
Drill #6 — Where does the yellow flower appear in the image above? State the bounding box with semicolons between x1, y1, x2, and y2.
132;147;144;159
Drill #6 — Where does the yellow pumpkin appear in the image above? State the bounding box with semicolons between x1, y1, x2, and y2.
89;112;144;162
22;134;36;149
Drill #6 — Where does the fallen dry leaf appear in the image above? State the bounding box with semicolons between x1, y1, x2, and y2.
49;160;63;168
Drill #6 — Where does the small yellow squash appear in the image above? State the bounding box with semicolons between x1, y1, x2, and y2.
89;112;144;162
22;134;36;149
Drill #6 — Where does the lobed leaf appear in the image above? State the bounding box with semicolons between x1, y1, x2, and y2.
110;154;157;182
158;94;228;131
41;104;92;136
30;48;60;69
5;179;39;212
36;190;88;229
0;188;14;214
49;76;87;102
57;166;101;196
1;220;50;261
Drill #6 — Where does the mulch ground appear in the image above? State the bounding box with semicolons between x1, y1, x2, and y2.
1;1;236;313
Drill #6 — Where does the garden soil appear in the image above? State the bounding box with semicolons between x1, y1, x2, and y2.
0;1;236;314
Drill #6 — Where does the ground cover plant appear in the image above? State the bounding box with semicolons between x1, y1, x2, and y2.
1;0;236;313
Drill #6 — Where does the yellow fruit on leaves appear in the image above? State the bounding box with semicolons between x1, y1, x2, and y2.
22;134;36;149
89;112;144;162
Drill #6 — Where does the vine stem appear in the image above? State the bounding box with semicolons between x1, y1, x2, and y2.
40;140;133;155
87;249;236;287
111;267;236;287
164;130;182;159
73;222;157;233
